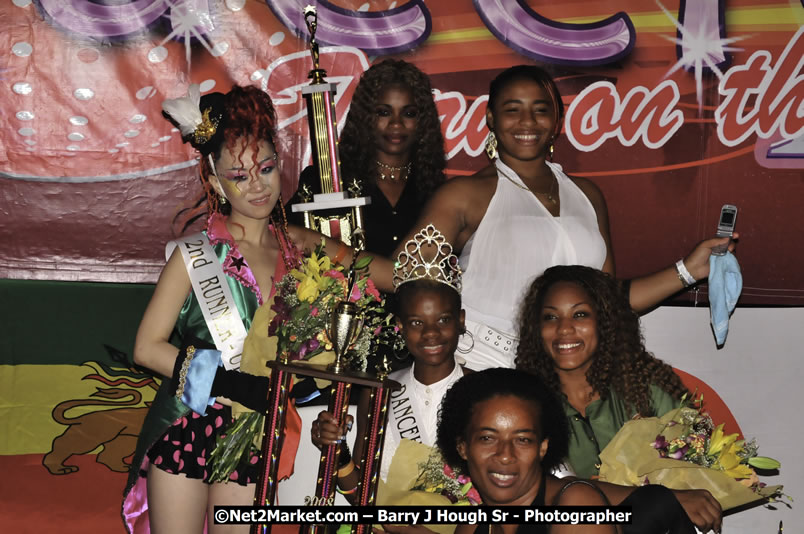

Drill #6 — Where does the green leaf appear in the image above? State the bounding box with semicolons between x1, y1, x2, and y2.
747;456;781;470
208;412;264;483
354;255;373;270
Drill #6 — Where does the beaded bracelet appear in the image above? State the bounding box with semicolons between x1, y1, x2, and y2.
174;345;196;400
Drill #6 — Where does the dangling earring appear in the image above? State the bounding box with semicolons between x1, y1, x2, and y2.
270;193;298;270
277;193;290;235
456;329;475;354
548;142;554;161
485;131;498;160
219;195;227;205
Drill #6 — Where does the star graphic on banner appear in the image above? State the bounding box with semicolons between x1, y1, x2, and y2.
155;0;229;69
656;1;749;114
230;256;247;271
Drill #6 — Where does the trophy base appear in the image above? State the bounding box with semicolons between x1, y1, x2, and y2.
267;360;401;389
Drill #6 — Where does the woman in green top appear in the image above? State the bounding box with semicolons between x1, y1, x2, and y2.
515;265;689;478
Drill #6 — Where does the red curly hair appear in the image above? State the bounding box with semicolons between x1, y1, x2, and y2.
173;85;278;230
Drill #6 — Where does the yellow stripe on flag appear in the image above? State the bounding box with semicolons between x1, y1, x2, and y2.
0;364;156;455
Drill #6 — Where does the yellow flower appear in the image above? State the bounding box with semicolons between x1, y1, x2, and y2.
296;275;320;302
714;440;754;479
707;424;738;456
291;248;342;302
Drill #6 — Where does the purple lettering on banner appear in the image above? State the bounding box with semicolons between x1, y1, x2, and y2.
766;138;804;159
264;0;431;55
36;0;213;39
472;0;635;66
676;0;730;72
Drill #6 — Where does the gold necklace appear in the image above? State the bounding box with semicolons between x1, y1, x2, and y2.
498;166;557;205
376;160;411;181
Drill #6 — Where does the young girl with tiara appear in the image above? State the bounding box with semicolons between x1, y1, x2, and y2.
311;225;469;533
122;84;356;534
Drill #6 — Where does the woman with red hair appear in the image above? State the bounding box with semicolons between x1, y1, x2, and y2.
122;85;345;533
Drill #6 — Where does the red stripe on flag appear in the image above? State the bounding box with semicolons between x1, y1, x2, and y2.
0;454;128;533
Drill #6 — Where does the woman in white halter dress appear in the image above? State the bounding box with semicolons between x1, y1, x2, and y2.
457;158;607;369
368;65;733;370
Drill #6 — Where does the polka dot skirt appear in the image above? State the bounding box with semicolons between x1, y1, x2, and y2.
144;402;260;485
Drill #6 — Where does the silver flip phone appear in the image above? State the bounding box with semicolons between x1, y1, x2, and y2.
712;204;737;255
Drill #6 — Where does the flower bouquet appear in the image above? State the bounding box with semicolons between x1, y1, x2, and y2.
376;440;479;534
411;450;482;506
267;244;398;370
598;395;788;511
207;242;402;482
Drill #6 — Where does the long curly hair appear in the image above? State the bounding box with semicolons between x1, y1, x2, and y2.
339;59;446;201
171;85;279;228
515;266;688;416
437;368;569;476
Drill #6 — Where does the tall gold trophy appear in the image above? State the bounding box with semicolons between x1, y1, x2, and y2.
291;5;370;247
251;266;400;534
251;8;399;534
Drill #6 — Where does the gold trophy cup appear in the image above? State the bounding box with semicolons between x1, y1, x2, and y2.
326;301;363;374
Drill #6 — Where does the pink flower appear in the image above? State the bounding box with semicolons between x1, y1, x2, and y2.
325;269;345;281
374;326;383;335
365;279;381;300
350;285;362;301
466;487;482;505
311;307;319;317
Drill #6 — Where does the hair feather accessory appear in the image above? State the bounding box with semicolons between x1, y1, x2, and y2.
393;224;462;292
162;84;220;146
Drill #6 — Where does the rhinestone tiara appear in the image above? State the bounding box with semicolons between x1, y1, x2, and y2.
393;224;462;292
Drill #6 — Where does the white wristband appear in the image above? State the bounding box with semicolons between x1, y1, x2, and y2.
675;259;696;287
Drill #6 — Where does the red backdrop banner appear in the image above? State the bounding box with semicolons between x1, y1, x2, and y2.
2;0;803;304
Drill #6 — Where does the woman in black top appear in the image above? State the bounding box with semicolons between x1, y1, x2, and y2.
437;369;721;534
291;59;446;257
439;368;614;534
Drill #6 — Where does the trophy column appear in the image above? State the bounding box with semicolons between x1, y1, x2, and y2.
291;6;370;248
250;362;400;534
251;7;396;533
251;365;293;513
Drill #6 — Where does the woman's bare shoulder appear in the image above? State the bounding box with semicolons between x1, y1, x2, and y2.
567;174;605;204
431;166;497;207
442;167;496;192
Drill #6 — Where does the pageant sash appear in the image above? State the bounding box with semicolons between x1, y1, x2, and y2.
388;369;425;445
166;233;247;370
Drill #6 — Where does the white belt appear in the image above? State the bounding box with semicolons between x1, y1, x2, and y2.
479;325;516;353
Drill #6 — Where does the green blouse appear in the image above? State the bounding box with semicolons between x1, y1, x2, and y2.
563;385;679;478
